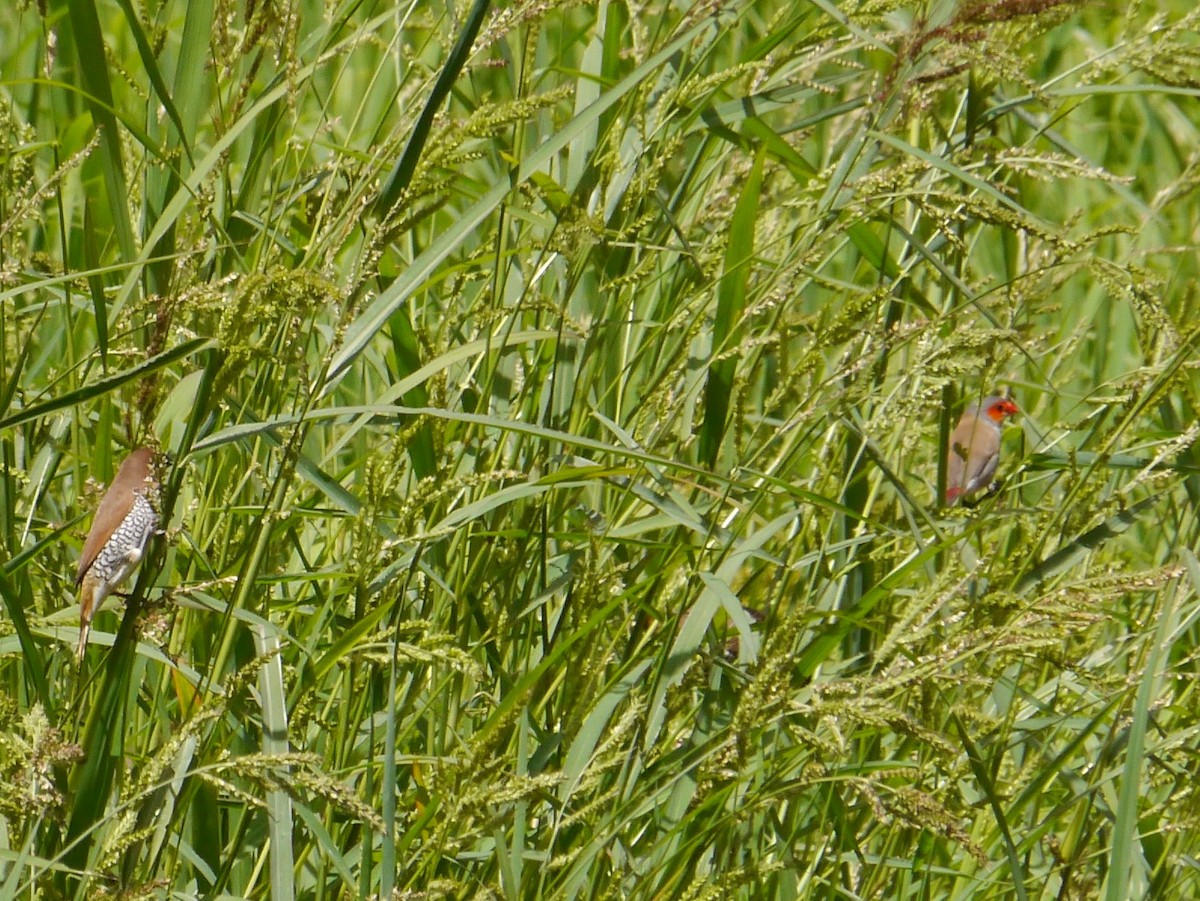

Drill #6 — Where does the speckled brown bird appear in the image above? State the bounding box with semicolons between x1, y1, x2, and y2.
75;447;161;659
946;396;1019;506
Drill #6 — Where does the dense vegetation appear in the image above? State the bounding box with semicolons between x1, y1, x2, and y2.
1;0;1199;897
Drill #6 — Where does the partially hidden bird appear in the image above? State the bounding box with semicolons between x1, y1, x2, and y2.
75;447;161;659
945;396;1019;507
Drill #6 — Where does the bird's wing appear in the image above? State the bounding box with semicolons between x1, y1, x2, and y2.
962;425;1001;493
75;486;134;585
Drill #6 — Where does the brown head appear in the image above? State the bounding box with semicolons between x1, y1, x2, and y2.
75;447;160;586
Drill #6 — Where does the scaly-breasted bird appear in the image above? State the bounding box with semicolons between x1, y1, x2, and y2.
75;447;161;659
945;396;1019;506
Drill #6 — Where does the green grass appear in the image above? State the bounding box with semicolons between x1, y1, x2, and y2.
1;0;1200;897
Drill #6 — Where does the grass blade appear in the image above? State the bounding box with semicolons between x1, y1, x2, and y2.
699;147;764;468
374;0;491;218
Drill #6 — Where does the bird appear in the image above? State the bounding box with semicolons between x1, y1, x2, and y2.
945;395;1019;506
75;447;162;659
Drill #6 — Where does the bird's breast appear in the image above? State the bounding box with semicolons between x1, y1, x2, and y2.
84;493;159;584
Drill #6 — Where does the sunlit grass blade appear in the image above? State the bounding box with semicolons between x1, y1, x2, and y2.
1103;569;1180;900
1014;495;1159;595
0;566;50;714
374;0;491;219
326;14;723;384
951;711;1029;901
0;338;213;431
66;0;137;264
3;0;1199;896
256;624;295;901
700;148;763;468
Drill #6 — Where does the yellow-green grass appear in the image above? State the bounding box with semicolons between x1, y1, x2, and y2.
0;0;1198;898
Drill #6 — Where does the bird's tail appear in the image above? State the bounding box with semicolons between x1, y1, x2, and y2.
77;579;98;661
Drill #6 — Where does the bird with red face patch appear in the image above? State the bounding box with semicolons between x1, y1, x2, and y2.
945;395;1019;507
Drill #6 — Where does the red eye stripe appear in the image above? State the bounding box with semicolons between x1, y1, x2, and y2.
988;400;1018;420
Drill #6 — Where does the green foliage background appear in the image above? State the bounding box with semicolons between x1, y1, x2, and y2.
1;0;1199;897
